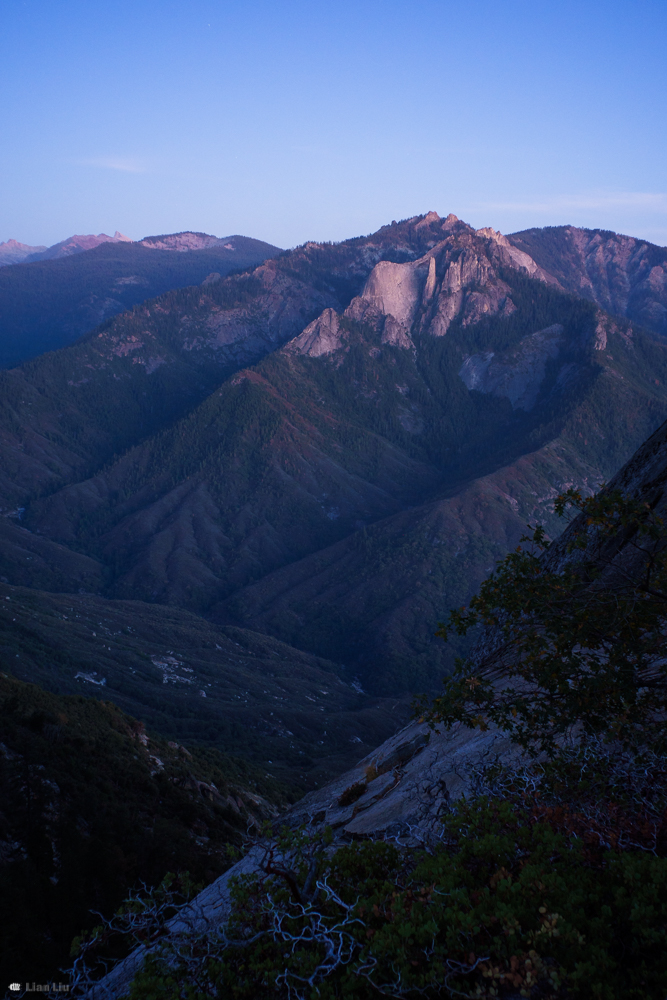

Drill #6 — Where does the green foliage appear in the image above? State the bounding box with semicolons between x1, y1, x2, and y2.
425;487;667;755
123;792;667;999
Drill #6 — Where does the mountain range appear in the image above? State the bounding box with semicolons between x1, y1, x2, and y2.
0;231;282;367
0;231;132;266
3;209;667;987
2;211;667;709
0;228;263;266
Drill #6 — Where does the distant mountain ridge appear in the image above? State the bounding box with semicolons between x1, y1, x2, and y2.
0;232;282;367
0;229;273;266
23;230;133;262
0;238;47;266
139;231;242;251
0;231;132;266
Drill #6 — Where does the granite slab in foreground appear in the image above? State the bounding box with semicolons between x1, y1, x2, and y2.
89;718;518;998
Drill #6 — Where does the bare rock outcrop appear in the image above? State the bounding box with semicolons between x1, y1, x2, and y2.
459;323;564;411
283;222;552;358
89;716;520;998
345;257;430;346
284;307;346;357
476;227;560;285
139;231;227;251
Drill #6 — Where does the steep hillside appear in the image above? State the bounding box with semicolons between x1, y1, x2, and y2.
0;233;282;368
16;218;667;695
509;225;667;337
214;295;667;693
0;582;409;787
0;672;281;987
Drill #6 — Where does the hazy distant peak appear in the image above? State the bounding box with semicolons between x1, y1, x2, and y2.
24;232;135;262
0;238;48;267
138;231;222;251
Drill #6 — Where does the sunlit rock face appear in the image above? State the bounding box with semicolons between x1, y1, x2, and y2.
346;258;429;343
250;213;556;364
285;307;346;357
139;232;243;251
341;223;549;346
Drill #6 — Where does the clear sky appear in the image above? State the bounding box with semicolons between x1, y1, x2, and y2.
2;0;666;248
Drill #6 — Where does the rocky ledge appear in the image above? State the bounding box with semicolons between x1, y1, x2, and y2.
90;717;519;997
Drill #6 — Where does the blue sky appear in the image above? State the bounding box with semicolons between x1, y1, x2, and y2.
2;0;666;248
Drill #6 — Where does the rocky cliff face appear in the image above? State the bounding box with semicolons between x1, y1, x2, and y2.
288;219;553;358
509;225;667;338
291;220;558;357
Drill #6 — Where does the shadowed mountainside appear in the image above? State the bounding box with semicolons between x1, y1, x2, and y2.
0;581;409;788
0;213;466;517
85;411;667;1000
0;671;284;987
0;233;282;368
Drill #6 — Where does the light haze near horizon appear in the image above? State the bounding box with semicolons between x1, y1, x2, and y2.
2;0;666;249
